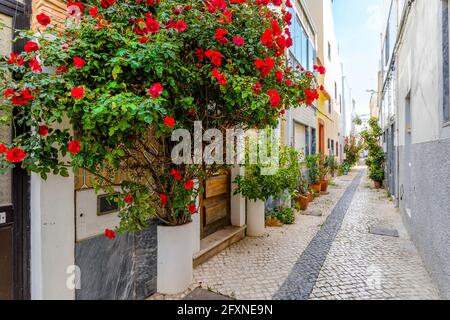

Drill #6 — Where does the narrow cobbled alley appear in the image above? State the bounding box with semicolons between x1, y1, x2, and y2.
156;167;440;301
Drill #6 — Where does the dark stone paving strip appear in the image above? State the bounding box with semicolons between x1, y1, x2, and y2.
273;169;365;300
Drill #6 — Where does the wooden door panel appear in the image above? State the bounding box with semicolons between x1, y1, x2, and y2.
0;225;13;300
204;198;228;225
205;175;228;198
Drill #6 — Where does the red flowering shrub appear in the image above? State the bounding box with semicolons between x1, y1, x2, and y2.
0;0;318;231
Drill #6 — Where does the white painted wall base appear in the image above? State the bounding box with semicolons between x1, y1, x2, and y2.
230;165;246;227
246;199;265;237
157;223;193;294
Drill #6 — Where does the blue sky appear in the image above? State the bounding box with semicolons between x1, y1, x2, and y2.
333;0;383;115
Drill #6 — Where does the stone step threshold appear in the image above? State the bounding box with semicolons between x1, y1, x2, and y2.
193;225;247;267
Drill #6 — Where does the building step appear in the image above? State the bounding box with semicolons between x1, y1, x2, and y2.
193;226;246;267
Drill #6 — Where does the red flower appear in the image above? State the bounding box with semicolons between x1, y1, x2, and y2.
212;68;227;85
124;194;134;204
253;82;262;94
67;2;84;12
313;65;326;75
304;89;319;105
233;36;245;46
0;144;6;154
286;0;293;7
267;89;281;108
175;20;187;32
184;179;194;191
56;65;68;74
145;17;160;33
73;57;86;69
24;41;39;53
100;0;116;9
104;228;116;240
68;140;81;155
148;83;164;98
261;29;274;48
215;28;229;44
187;203;197;214
275;70;284;82
36;13;51;26
195;48;205;61
5;148;27;163
6;53;24;66
170;169;182;180
11;88;34;106
159;194;168;206
29;57;42;73
38;125;49;137
164;116;176;128
282;11;292;25
285;79;292;86
71;86;84;99
139;36;149;44
254;57;274;77
4;88;14;98
89;6;99;17
205;49;223;66
222;10;233;24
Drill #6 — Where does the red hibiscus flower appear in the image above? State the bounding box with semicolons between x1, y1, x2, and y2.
6;53;24;66
175;20;187;32
89;6;99;17
215;28;229;44
187;203;197;214
39;125;49;137
73;57;86;69
68;140;81;155
184;179;194;191
29;57;42;73
36;13;51;26
164;116;176;128
170;168;182;180
233;36;245;46
6;147;27;163
24;41;39;53
267;89;281;108
124;194;134;204
212;68;227;85
205;49;223;66
104;228;116;240
148;83;164;98
71;86;84;99
0;143;6;154
159;194;168;206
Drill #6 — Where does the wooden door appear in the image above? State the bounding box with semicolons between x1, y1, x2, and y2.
318;121;325;155
200;171;231;239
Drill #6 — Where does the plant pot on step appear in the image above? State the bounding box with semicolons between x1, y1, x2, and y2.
247;199;265;237
374;180;383;189
296;195;309;211
157;222;193;294
310;183;322;195
320;180;329;192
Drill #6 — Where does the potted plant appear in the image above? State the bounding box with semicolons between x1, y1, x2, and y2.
0;1;319;294
306;154;322;195
362;118;385;189
318;156;330;192
295;179;310;211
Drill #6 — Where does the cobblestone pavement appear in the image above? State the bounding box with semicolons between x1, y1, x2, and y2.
152;167;440;300
309;173;440;300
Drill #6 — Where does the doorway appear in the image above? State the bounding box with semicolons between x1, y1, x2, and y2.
0;0;31;300
318;120;325;155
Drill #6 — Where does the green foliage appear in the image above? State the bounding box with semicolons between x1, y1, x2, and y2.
325;155;337;177
361;117;385;183
344;134;364;168
306;154;320;184
0;0;318;230
268;207;295;225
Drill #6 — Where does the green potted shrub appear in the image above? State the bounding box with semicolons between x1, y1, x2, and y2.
306;154;321;195
295;179;310;211
318;155;330;192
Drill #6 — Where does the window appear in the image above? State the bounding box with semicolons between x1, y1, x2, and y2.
305;127;310;156
311;128;316;154
336;142;339;156
328;100;332;114
443;0;450;123
334;82;337;99
288;8;316;71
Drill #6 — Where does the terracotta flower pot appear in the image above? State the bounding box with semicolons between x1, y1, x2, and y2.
307;192;314;203
310;183;322;195
374;180;382;189
320;180;329;192
296;195;309;211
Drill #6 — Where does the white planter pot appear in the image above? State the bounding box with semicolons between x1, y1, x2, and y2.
157;222;193;294
246;199;266;237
